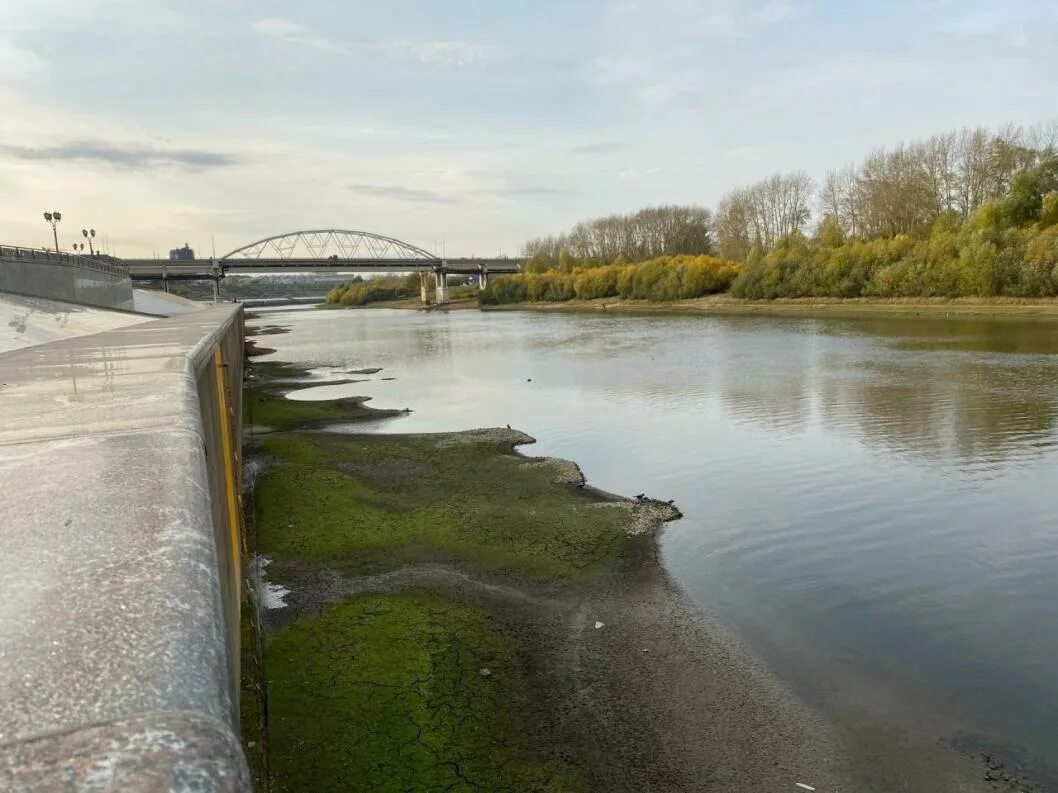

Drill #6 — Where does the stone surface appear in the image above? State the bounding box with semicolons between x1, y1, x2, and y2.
0;711;248;792
0;306;248;789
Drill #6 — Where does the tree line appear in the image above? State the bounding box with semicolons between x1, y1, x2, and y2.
481;255;739;304
523;205;714;271
519;121;1058;299
732;158;1058;298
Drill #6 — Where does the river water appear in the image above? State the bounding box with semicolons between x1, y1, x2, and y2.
257;307;1058;784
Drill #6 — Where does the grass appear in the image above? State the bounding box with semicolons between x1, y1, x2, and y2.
254;431;629;580
265;591;581;793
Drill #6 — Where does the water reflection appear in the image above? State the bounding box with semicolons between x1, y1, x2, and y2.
257;308;1058;780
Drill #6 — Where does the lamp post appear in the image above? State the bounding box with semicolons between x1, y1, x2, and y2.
43;211;62;253
82;228;96;256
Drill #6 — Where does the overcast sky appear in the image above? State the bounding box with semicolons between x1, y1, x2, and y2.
1;0;1055;257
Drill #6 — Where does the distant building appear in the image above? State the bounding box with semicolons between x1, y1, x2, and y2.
169;244;195;261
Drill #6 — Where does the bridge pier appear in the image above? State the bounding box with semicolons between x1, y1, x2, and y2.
434;270;449;305
479;269;489;290
211;259;222;303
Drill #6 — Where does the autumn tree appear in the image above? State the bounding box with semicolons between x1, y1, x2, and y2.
715;172;814;260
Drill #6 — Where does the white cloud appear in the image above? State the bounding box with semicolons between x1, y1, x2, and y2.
594;0;802;106
607;0;797;42
609;0;741;39
753;0;796;25
0;38;44;78
251;18;346;53
251;18;507;66
379;40;508;67
348;183;455;204
618;167;661;180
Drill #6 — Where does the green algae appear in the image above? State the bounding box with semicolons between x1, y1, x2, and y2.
265;591;581;793
254;431;630;580
246;389;393;431
243;369;643;791
239;605;267;788
244;360;398;431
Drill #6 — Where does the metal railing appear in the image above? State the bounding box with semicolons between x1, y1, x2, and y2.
0;244;129;278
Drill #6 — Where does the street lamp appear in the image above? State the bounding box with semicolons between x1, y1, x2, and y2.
43;211;62;253
82;228;96;256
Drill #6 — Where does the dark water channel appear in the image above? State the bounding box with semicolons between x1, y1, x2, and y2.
258;307;1058;785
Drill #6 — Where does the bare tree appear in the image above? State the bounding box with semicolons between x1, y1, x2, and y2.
523;205;714;265
715;172;814;259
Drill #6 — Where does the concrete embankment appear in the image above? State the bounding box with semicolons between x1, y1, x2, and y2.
0;292;147;353
0;306;249;790
0;246;134;311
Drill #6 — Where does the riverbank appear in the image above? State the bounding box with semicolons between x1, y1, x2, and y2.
241;325;1023;792
321;295;479;311
482;294;1058;321
320;293;1058;321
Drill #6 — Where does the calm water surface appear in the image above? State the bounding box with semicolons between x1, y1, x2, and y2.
258;307;1058;781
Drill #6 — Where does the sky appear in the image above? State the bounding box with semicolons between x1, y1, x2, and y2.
0;0;1056;257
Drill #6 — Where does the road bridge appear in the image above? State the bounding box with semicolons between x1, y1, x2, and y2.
120;229;522;304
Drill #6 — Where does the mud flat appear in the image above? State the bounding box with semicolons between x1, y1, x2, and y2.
240;351;1011;792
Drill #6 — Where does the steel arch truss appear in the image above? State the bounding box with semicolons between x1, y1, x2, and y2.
221;229;439;261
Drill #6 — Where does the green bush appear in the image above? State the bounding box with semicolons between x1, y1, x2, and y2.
731;209;1058;299
324;274;419;306
480;255;740;305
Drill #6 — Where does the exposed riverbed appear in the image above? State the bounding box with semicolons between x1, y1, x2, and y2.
250;306;1058;791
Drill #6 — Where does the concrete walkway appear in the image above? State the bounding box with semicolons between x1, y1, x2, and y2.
0;306;249;791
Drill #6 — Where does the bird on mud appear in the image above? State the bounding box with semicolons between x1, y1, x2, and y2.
506;424;511;429
635;493;645;500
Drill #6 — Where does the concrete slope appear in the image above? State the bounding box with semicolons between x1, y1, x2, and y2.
0;292;146;353
132;288;204;317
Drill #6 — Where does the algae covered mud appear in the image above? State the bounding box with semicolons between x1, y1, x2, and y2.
242;359;852;792
240;309;1057;793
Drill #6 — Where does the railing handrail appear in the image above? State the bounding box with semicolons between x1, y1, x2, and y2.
0;244;129;278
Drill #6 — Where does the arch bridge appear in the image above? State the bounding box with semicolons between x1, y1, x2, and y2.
119;229;521;304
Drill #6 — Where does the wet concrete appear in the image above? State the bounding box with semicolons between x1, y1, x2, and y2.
0;306;249;790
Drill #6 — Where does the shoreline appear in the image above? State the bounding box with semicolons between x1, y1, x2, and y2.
320;293;1058;321
481;294;1058;321
241;324;1020;792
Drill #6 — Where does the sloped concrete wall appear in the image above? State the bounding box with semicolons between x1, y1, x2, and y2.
0;292;146;353
0;248;134;311
0;306;249;791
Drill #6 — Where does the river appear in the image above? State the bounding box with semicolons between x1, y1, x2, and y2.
256;306;1058;786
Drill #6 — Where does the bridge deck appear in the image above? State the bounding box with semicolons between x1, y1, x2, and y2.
123;258;521;280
